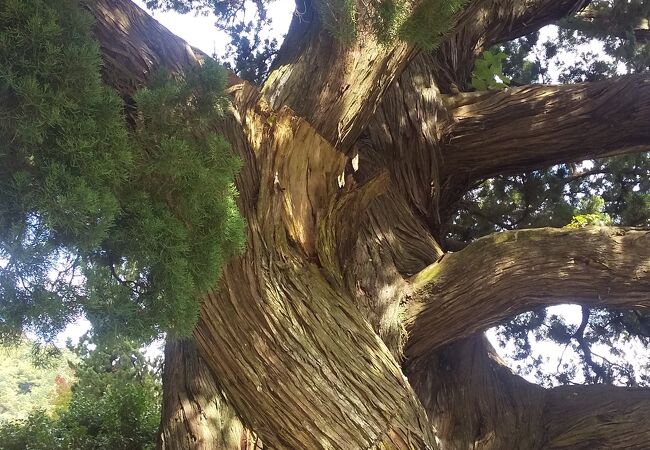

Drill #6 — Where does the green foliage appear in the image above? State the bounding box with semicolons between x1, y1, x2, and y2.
471;49;511;91
560;0;650;75
0;339;161;450
396;0;466;49
221;20;279;85
0;0;245;344
565;196;612;229
147;0;464;48
367;0;466;48
316;0;357;43
0;340;75;423
458;6;650;385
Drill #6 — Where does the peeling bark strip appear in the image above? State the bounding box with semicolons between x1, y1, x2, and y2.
442;75;650;183
196;85;437;449
406;227;650;359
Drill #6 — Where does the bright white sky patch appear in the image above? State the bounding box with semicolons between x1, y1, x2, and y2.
131;0;295;57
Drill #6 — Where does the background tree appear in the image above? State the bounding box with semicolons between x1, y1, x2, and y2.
3;0;650;449
0;338;161;450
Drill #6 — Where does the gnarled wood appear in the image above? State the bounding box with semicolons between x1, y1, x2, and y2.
431;0;589;91
408;335;650;450
84;1;650;448
408;336;546;450
406;227;650;360
262;0;419;150
196;85;437;449
88;1;439;448
543;384;650;449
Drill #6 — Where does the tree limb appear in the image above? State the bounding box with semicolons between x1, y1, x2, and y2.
405;227;650;360
360;0;592;229
408;334;650;450
431;0;590;91
261;0;421;150
407;335;547;449
440;75;650;196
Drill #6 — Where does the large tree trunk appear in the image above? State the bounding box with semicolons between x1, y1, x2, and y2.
86;0;650;448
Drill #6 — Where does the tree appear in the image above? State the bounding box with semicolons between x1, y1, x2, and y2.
0;339;161;450
4;0;650;448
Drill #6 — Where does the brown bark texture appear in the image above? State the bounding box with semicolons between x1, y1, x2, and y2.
158;340;260;450
84;0;650;448
406;227;650;359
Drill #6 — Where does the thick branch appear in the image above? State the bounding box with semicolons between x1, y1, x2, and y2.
408;334;650;450
405;227;650;360
86;0;207;97
441;75;650;185
360;0;592;229
407;335;546;450
262;1;419;150
543;384;650;449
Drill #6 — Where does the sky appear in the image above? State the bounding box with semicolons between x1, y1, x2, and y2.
131;0;295;57
52;1;643;384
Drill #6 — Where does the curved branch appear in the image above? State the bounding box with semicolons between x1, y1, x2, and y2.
431;0;590;91
405;227;650;360
360;1;593;227
408;334;650;450
440;75;650;189
407;335;547;449
86;0;207;97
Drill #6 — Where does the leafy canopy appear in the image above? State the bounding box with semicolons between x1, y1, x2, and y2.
0;0;245;344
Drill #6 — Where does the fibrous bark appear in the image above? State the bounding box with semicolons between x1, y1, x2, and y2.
441;75;650;183
158;340;258;450
431;0;590;91
262;0;418;150
406;227;650;359
409;335;650;450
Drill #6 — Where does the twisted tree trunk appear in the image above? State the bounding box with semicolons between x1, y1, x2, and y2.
85;0;650;448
